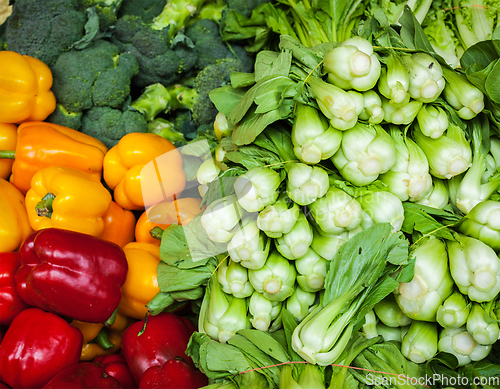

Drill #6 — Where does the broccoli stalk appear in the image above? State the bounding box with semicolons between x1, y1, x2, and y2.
151;0;207;37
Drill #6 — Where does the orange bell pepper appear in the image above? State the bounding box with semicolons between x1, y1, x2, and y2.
0;121;107;193
135;197;205;245
0;178;33;252
0;51;56;123
103;133;186;211
101;201;136;247
24;166;112;237
0;123;17;180
118;242;161;320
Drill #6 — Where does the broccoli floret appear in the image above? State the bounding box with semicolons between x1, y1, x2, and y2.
81;107;148;148
4;0;87;66
50;40;138;113
112;14;197;87
79;0;124;31
46;105;84;130
192;57;247;126
185;19;234;69
118;0;167;23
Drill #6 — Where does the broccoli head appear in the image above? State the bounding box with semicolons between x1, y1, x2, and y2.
192;57;247;126
46;104;84;130
118;0;167;23
79;0;124;31
4;0;87;67
50;40;138;113
81;107;148;148
112;15;197;87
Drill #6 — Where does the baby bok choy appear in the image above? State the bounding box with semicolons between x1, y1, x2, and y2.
459;200;500;252
438;326;492;366
257;194;300;239
401;321;439;364
291;223;410;365
436;291;471;329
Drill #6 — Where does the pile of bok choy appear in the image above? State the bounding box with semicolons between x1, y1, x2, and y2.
148;3;500;388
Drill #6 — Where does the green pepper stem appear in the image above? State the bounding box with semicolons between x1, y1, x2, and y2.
0;150;15;159
36;193;56;218
150;226;164;240
103;308;118;327
94;329;114;350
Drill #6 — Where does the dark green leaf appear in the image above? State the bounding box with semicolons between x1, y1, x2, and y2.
486;60;500;104
237;329;290;363
402;203;460;241
398;6;435;54
461;40;500;70
71;7;100;50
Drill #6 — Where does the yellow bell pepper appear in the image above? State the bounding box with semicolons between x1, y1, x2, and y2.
0;123;17;180
0;178;33;252
103;133;186;210
118;242;161;319
24;166;112;237
0;51;56;124
71;313;134;361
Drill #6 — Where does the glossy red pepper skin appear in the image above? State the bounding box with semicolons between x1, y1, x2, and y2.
139;359;208;389
0;308;83;388
15;229;128;323
0;382;10;389
43;363;122;388
0;252;30;326
94;354;136;389
121;313;196;384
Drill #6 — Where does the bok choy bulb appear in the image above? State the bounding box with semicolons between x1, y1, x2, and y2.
416;177;449;209
307;187;363;235
377;51;410;107
358;191;405;232
218;258;254;298
436;291;471;329
447;234;500;302
323;36;381;91
402;321;438;363
286;286;317;323
275;213;314;260
359;90;384;124
287;163;329;206
257;194;300;239
466;303;499;346
395;237;454;321
295;248;327;292
459;200;500;252
379;127;433;202
382;97;423;125
416;105;449;139
438;327;491;366
483;136;500;182
373;294;412;328
297;364;325;389
306;76;358;130
291;103;342;164
248;291;282;332
227;217;270;270
453;126;500;214
413;123;472;179
331;123;397;186
201;194;243;243
377;323;410;342
401;53;445;103
201;278;250;343
214;112;234;140
310;227;351;261
361;310;379;339
197;158;221;197
233;167;281;212
442;67;484;120
248;251;296;302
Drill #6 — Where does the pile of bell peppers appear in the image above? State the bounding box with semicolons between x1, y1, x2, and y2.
0;51;208;388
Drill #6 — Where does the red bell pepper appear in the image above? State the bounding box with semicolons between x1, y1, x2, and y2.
0;382;10;389
94;354;136;389
139;359;208;389
0;252;30;326
0;308;83;388
121;313;196;384
43;363;122;388
15;228;128;323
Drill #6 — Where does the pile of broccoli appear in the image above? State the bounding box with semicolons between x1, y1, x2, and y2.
0;0;264;147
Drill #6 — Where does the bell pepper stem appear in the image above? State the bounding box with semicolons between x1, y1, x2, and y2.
149;226;164;240
137;312;149;337
0;150;15;159
94;328;114;350
36;193;56;218
103;308;118;327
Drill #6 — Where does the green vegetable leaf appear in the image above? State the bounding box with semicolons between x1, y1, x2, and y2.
398;5;435;54
237;329;290;363
401;203;460;241
156;260;215;293
209;86;247;117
